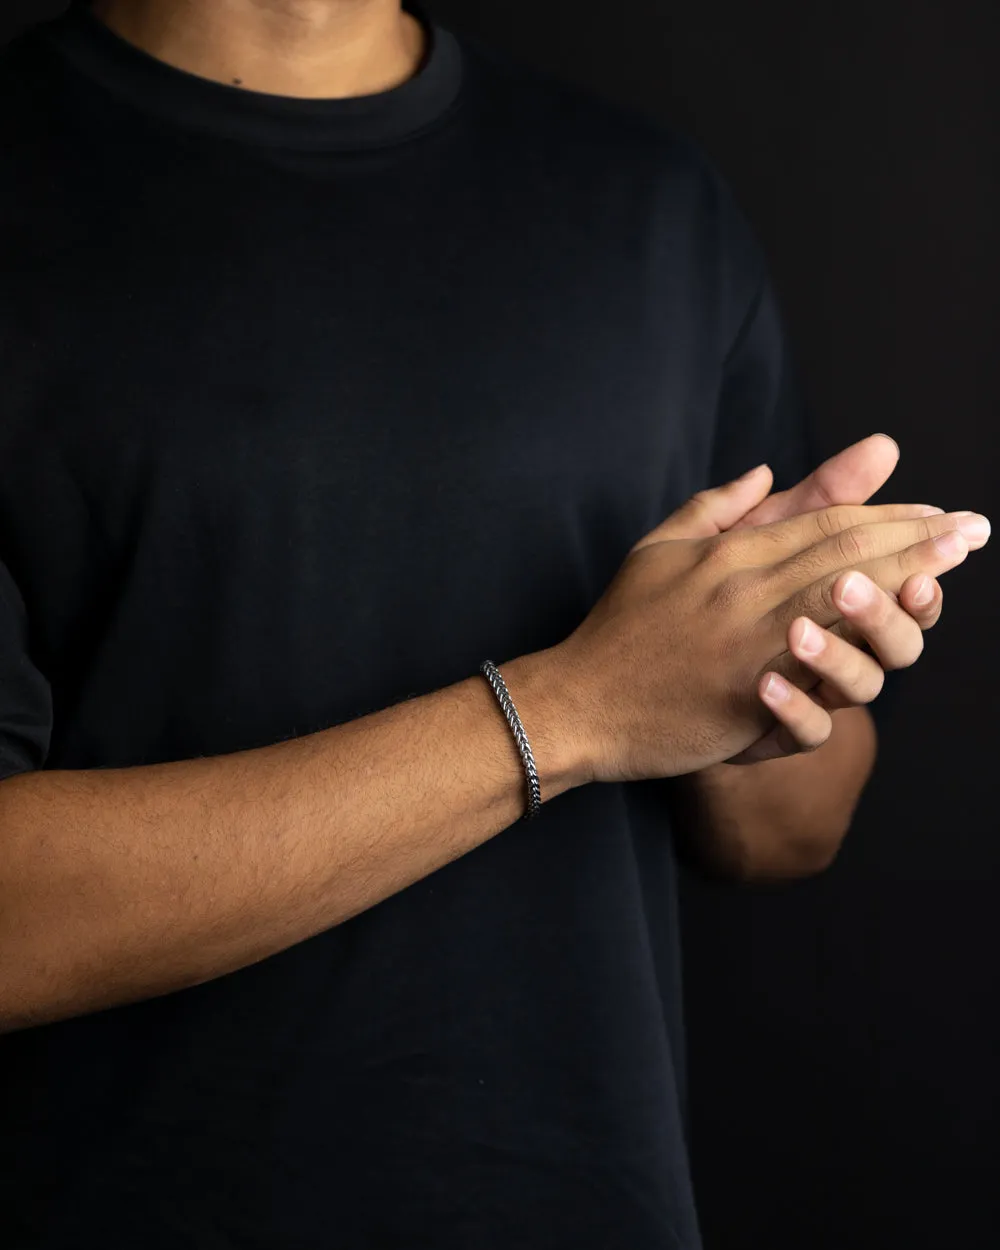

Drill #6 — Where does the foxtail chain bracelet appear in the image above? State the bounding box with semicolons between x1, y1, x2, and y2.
479;660;542;821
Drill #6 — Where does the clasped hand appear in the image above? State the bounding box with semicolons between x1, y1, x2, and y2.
651;434;989;764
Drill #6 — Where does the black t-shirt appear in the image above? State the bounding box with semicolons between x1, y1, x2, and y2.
0;4;823;1247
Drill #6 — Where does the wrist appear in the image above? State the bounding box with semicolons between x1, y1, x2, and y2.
498;646;595;800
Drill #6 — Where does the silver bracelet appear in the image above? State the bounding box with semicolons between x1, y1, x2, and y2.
479;660;542;821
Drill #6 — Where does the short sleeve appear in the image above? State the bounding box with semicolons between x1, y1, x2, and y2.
709;263;819;497
708;225;902;731
0;558;53;781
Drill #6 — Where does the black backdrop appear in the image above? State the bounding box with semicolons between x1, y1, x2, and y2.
5;3;998;1248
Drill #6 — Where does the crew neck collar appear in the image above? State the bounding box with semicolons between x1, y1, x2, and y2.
41;1;465;151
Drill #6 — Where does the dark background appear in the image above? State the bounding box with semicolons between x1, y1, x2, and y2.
6;2;998;1247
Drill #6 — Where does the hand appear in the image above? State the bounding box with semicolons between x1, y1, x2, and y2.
731;433;946;644
657;434;987;763
553;471;987;783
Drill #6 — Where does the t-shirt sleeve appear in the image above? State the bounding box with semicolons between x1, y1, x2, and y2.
708;266;820;496
706;191;902;731
0;558;54;781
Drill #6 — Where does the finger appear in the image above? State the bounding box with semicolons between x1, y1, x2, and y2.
797;432;900;509
841;527;972;606
786;615;888;709
731;432;902;530
828;616;877;654
757;672;834;758
780;526;974;633
727;503;969;570
897;572;944;631
633;463;774;548
765;624;872;698
838;574;942;639
763;511;989;611
830;573;930;671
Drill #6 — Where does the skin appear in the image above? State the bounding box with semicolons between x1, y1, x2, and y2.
85;3;975;881
89;0;426;98
0;660;581;1033
0;473;980;1031
84;11;942;814
0;9;985;1032
670;433;966;879
74;9;990;895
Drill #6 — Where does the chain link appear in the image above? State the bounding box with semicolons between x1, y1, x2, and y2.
479;660;542;820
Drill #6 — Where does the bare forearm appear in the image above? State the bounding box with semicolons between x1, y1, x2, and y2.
672;706;878;881
0;649;584;1033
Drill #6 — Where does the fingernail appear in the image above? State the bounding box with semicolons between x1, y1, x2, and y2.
955;513;991;544
934;529;967;556
738;462;768;481
839;572;873;609
763;674;790;703
919;506;945;516
797;619;825;656
912;575;934;607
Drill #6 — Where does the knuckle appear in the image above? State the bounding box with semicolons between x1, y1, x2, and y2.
700;531;741;573
812;577;839;620
706;566;752;614
895;544;920;579
701;528;729;558
835;525;867;564
814;507;845;540
811;478;838;510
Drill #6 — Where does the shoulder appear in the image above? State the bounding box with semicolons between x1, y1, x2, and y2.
456;33;768;301
459;33;708;180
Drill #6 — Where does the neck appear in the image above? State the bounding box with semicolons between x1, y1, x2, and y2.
87;0;426;99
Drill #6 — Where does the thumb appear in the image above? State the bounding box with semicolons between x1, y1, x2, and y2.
632;463;774;550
